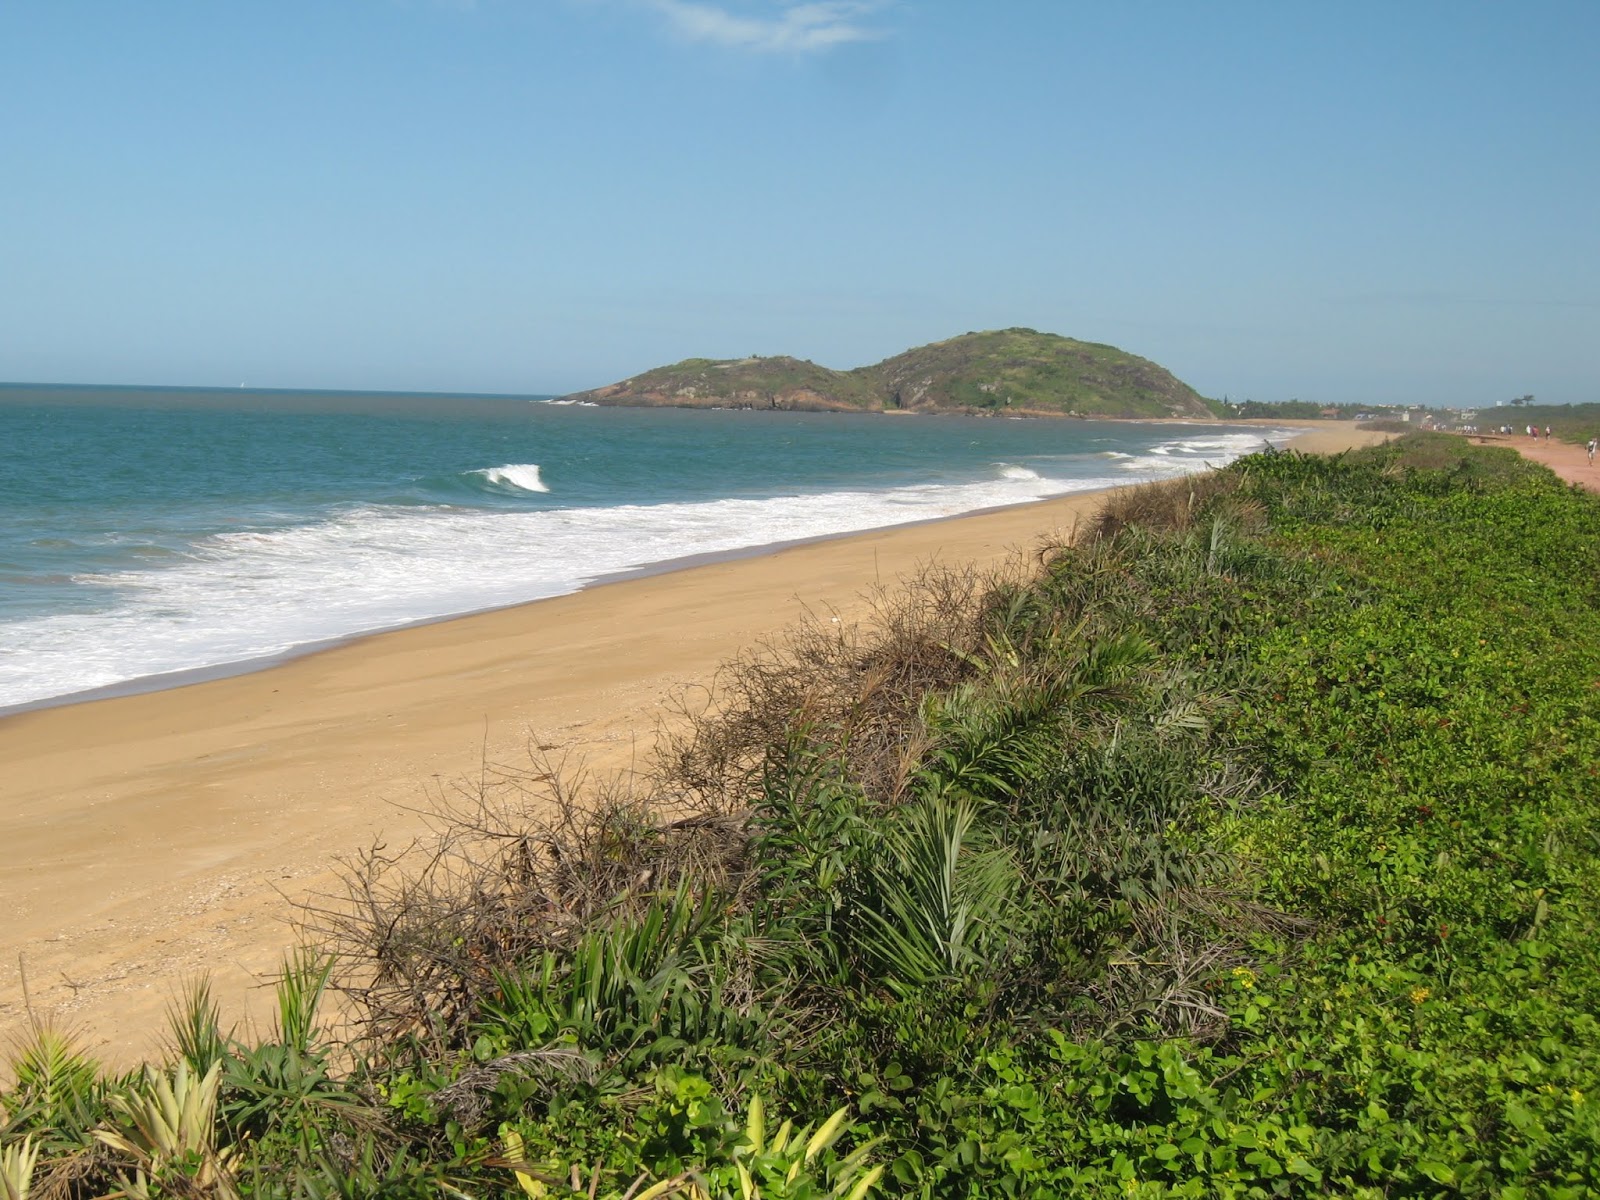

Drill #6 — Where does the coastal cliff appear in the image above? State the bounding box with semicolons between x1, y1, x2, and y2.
563;328;1211;419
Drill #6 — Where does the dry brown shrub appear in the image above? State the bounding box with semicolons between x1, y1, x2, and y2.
299;558;1053;1053
1090;471;1248;540
653;559;1036;811
1079;889;1313;1044
297;753;752;1056
30;1141;123;1200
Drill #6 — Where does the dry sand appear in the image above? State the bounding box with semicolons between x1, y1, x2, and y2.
0;422;1389;1064
1477;430;1600;493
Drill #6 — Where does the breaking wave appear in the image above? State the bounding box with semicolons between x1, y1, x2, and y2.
467;464;549;495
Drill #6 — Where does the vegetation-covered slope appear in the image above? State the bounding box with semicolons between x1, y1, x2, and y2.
871;328;1207;417
566;328;1211;419
574;354;881;413
5;436;1598;1197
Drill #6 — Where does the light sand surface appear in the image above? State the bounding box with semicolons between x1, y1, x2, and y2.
1266;425;1394;455
0;422;1381;1064
1478;431;1600;493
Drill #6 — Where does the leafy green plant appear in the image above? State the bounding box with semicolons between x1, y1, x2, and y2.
1;1023;107;1151
0;1136;38;1200
166;978;229;1078
219;953;376;1183
95;1059;238;1199
853;791;1018;992
274;950;334;1057
473;882;782;1101
721;1094;883;1200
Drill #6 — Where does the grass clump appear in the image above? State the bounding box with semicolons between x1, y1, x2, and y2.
5;431;1599;1196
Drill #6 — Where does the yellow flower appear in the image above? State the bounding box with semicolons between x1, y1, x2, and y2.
1409;987;1431;1006
1572;1089;1585;1104
1232;967;1257;990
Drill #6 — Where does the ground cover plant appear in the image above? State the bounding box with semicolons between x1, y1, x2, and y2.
3;433;1597;1196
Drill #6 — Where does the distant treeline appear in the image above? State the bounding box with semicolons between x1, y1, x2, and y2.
1487;402;1600;443
1211;398;1600;440
1206;398;1354;419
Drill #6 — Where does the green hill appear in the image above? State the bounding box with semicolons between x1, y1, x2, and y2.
565;328;1211;419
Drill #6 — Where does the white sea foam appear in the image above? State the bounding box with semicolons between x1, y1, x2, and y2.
0;432;1278;710
1107;431;1281;479
472;463;549;494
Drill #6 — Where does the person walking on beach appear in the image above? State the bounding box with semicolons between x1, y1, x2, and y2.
1588;437;1596;466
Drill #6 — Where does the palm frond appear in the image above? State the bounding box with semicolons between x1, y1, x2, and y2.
2;1023;103;1142
165;976;229;1077
276;949;335;1055
854;791;1018;990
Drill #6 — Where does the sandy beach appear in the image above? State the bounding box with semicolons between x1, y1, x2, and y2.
0;423;1391;1064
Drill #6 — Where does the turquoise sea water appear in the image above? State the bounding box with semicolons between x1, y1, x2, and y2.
0;384;1289;711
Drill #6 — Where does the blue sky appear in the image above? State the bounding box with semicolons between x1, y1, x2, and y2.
1;1;1595;405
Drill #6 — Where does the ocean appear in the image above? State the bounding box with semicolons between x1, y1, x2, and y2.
0;384;1289;713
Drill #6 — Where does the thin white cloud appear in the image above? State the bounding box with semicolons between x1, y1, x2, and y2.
647;1;888;53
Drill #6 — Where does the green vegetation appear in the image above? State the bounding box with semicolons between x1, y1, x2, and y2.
868;329;1206;418
569;329;1210;419
6;434;1599;1196
593;355;882;412
1489;403;1600;446
1204;399;1335;420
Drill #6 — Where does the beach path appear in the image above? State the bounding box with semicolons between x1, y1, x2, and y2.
1481;431;1600;493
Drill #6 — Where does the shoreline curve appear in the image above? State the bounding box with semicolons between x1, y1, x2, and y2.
0;421;1385;1064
